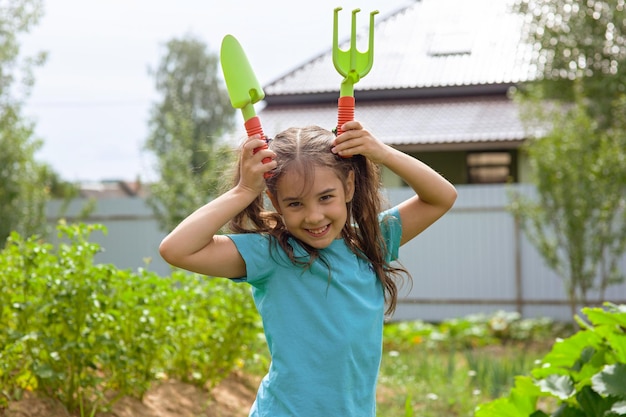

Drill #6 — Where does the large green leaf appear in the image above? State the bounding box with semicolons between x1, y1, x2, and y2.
475;375;541;417
592;364;626;397
536;374;575;400
474;397;530;417
582;306;626;328
533;332;601;379
610;400;626;415
509;376;541;412
552;404;585;417
605;333;626;364
576;385;613;417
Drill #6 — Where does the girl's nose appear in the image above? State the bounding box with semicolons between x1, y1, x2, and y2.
304;206;324;224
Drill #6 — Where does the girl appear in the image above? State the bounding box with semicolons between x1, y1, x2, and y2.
159;121;457;416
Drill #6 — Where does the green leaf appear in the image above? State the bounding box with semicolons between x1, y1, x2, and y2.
576;385;613;417
511;375;542;397
552;404;585;417
33;363;56;380
605;333;626;364
474;397;530;417
574;348;608;385
511;377;538;406
610;400;626;415
536;374;575;399
534;332;601;377
582;307;626;328
592;364;626;397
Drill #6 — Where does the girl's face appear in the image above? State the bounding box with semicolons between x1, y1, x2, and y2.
268;166;355;249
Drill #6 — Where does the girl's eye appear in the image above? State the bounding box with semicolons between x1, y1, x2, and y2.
287;202;301;208
320;195;333;202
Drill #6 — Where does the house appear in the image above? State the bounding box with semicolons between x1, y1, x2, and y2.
256;0;534;187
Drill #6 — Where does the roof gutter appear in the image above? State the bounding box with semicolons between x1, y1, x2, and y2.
264;83;516;106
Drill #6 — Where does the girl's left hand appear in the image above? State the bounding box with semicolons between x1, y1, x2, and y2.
331;121;391;164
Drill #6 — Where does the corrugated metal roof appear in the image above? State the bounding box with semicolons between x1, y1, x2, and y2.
254;96;525;150
265;0;534;96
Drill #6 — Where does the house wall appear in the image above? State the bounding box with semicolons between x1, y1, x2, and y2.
45;184;626;322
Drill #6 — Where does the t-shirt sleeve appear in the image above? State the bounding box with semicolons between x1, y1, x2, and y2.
379;206;402;263
226;233;276;285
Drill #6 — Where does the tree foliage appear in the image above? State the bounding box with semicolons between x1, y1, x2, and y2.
0;0;62;247
145;34;236;232
515;0;626;127
511;94;626;316
511;0;626;316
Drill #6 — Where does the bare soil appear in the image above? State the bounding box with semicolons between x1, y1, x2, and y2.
1;372;259;417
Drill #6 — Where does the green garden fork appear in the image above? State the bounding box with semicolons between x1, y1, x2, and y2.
333;7;378;136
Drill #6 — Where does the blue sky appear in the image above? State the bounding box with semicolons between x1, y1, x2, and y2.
20;0;411;182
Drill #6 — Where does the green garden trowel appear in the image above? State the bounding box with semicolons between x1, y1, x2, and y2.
220;34;271;175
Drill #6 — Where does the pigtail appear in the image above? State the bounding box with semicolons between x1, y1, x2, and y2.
346;154;407;316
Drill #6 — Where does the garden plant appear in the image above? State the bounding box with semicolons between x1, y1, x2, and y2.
4;221;616;417
0;222;262;414
475;302;626;416
377;311;570;416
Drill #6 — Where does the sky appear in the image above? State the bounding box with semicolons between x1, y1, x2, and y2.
20;0;412;182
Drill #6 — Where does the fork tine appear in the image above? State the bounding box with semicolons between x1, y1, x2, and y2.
333;8;379;94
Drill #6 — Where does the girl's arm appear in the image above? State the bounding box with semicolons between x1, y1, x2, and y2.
158;136;276;277
332;121;457;245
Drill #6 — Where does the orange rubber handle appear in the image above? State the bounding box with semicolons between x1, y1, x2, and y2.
244;116;272;178
336;96;355;136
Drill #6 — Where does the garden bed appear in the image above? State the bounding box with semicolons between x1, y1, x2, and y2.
3;372;258;417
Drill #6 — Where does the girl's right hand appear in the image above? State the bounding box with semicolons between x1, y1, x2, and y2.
238;135;276;194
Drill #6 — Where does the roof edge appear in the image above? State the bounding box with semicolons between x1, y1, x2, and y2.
264;83;515;106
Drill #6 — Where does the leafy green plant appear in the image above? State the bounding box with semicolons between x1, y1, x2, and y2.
475;302;626;416
383;311;566;351
378;312;568;416
0;222;262;413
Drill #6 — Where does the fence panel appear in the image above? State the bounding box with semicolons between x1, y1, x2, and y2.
387;184;626;322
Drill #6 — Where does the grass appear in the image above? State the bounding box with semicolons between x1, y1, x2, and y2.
375;342;552;417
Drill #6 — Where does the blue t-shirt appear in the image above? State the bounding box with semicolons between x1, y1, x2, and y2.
228;207;402;417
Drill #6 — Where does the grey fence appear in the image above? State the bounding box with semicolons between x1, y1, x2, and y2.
46;184;626;322
388;184;626;322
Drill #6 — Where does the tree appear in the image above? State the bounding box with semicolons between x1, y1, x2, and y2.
145;34;236;232
510;93;626;317
511;0;626;317
0;0;65;247
515;0;626;128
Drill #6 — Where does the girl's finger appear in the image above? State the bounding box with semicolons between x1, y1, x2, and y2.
340;121;362;131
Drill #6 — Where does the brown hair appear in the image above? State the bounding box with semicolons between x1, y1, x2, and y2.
229;126;408;315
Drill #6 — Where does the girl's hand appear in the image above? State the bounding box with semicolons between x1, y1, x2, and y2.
331;121;392;164
237;135;276;194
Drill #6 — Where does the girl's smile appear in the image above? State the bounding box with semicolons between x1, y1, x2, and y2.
268;166;354;249
306;224;330;236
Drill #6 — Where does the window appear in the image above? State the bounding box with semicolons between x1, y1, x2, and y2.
467;152;513;184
